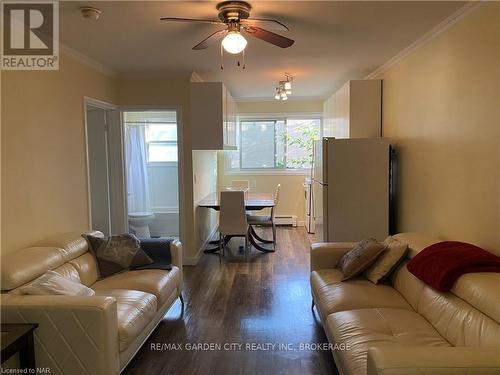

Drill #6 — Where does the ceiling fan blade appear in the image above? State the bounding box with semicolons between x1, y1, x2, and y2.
243;26;294;48
193;29;228;50
241;18;289;32
160;17;222;25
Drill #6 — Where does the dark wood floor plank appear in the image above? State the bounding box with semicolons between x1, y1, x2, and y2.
123;226;337;375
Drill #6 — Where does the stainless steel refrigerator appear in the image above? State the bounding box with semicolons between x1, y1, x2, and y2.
312;138;394;242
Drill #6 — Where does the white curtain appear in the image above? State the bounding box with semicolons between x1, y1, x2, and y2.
125;124;151;213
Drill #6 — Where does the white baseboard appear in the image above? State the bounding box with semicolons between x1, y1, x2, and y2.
183;225;218;266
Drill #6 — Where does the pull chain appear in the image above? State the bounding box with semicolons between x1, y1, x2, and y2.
220;43;224;70
237;49;246;69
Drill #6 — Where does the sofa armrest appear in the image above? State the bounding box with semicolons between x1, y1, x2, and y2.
367;346;500;375
170;239;183;291
310;242;356;272
1;294;120;375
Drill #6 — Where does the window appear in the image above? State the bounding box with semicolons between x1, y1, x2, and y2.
227;116;321;171
146;124;178;163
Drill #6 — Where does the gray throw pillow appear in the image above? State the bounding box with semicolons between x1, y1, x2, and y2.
83;233;153;278
338;239;386;281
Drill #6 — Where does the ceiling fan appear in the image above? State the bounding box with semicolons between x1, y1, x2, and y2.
161;1;294;55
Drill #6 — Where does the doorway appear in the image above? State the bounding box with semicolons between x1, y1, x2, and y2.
123;111;180;238
84;99;126;236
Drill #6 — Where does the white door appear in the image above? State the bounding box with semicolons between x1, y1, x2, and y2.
106;110;127;234
86;106;111;235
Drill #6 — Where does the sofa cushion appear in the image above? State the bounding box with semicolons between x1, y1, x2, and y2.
417;285;500;347
92;267;180;306
95;289;157;352
452;272;500;324
36;230;103;261
1;247;66;291
69;253;99;287
311;269;412;319
52;263;82;284
390;260;426;310
326;308;450;375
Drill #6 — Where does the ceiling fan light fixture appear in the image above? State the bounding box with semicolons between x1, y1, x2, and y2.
284;81;292;90
222;31;247;54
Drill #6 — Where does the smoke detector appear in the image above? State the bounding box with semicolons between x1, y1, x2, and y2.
80;7;101;20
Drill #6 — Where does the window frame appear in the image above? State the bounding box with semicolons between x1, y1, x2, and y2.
225;112;323;176
239;118;285;170
145;122;179;165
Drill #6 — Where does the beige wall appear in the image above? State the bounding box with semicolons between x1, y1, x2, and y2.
2;65;217;262
379;3;500;253
1;52;116;253
218;99;323;224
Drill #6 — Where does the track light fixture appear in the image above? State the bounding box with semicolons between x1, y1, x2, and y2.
274;74;293;101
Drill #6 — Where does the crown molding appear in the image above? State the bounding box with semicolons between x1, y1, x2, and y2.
190;71;204;82
61;44;117;77
365;1;483;79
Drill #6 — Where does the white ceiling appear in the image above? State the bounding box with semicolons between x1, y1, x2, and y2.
60;1;466;99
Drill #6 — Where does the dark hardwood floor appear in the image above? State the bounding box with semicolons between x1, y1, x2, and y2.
124;226;338;375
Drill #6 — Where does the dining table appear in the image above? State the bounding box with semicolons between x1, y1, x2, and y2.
198;192;276;253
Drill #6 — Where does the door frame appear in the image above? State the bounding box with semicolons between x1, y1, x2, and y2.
119;105;184;242
83;97;118;231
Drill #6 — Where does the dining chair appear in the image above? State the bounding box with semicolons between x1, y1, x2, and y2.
218;190;249;263
247;184;281;250
230;180;250;192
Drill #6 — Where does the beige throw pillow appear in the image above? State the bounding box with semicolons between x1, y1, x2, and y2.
364;237;408;284
338;239;386;281
19;270;95;296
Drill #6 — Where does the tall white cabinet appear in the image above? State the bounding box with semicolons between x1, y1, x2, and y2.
190;82;237;150
323;80;382;138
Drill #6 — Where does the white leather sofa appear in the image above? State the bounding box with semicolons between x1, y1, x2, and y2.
310;233;500;375
0;231;183;374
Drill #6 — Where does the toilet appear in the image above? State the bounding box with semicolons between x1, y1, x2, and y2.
128;212;156;238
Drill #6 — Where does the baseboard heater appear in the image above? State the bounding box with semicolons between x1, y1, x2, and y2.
274;215;297;227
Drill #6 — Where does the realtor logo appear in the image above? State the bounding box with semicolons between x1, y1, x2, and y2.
1;1;59;70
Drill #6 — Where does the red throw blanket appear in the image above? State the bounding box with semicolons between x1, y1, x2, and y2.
407;241;500;292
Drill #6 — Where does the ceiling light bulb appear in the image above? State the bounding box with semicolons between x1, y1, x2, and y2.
284;81;292;90
282;95;288;101
275;93;280;100
222;32;247;54
280;91;287;98
286;90;292;95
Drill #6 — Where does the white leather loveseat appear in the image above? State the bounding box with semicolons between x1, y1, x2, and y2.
0;231;183;374
310;233;500;375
